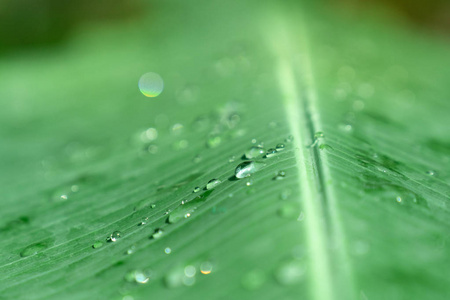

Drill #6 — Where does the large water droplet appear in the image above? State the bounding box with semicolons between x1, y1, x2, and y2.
235;161;265;179
244;146;265;159
138;72;163;97
20;242;48;257
206;179;221;190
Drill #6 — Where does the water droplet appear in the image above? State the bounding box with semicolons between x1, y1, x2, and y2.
244;146;265;159
138;72;163;97
193;187;200;193
245;180;252;186
193;155;202;163
265;148;277;158
138;217;149;226
235;161;265;179
168;190;213;223
184;265;196;278
146;144;158;154
278;202;301;219
206;179;221;190
285;135;294;143
164;247;172;254
140;127;158;142
20;242;48;257
200;261;213;274
124;269;152;284
274;260;305;285
396;196;402;203
151;228;164;239
206;134;222;148
92;241;103;249
126;245;136;255
173;139;189;150
108;231;122;242
228;155;236;163
171;123;184;134
241;270;266;290
273;171;286;180
276;143;285;151
426;170;435;176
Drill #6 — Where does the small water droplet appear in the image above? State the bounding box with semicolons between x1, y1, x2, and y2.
193;187;200;193
151;228;164;239
140;127;158;142
108;231;122;242
124;269;152;284
273;171;286;180
184;265;196;278
92;241;103;249
206;134;222;148
200;261;213;275
206;179;221;190
278;202;301;219
126;245;136;255
228;155;236;163
274;260;305;285
193;155;202;163
396;196;402;203
276;143;285;151
265;148;277;158
426;170;435;176
138;217;149;226
235;161;265;179
171;123;184;134
165;247;172;254
20;242;48;257
244;146;265;159
245;180;252;186
285;135;294;143
241;270;266;290
146;144;158;154
138;72;164;98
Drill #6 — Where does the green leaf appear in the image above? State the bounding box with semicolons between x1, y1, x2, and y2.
0;1;449;300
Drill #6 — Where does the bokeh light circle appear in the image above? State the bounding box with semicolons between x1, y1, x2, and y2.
138;72;164;97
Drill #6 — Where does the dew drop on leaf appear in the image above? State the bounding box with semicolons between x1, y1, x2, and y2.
265;148;277;158
200;261;213;275
206;179;221;190
273;171;286;180
92;241;103;249
235;161;265;179
276;143;285;151
244;146;265;159
20;242;48;257
108;231;122;242
138;72;163;98
193;187;201;193
274;260;305;285
151;228;164;239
